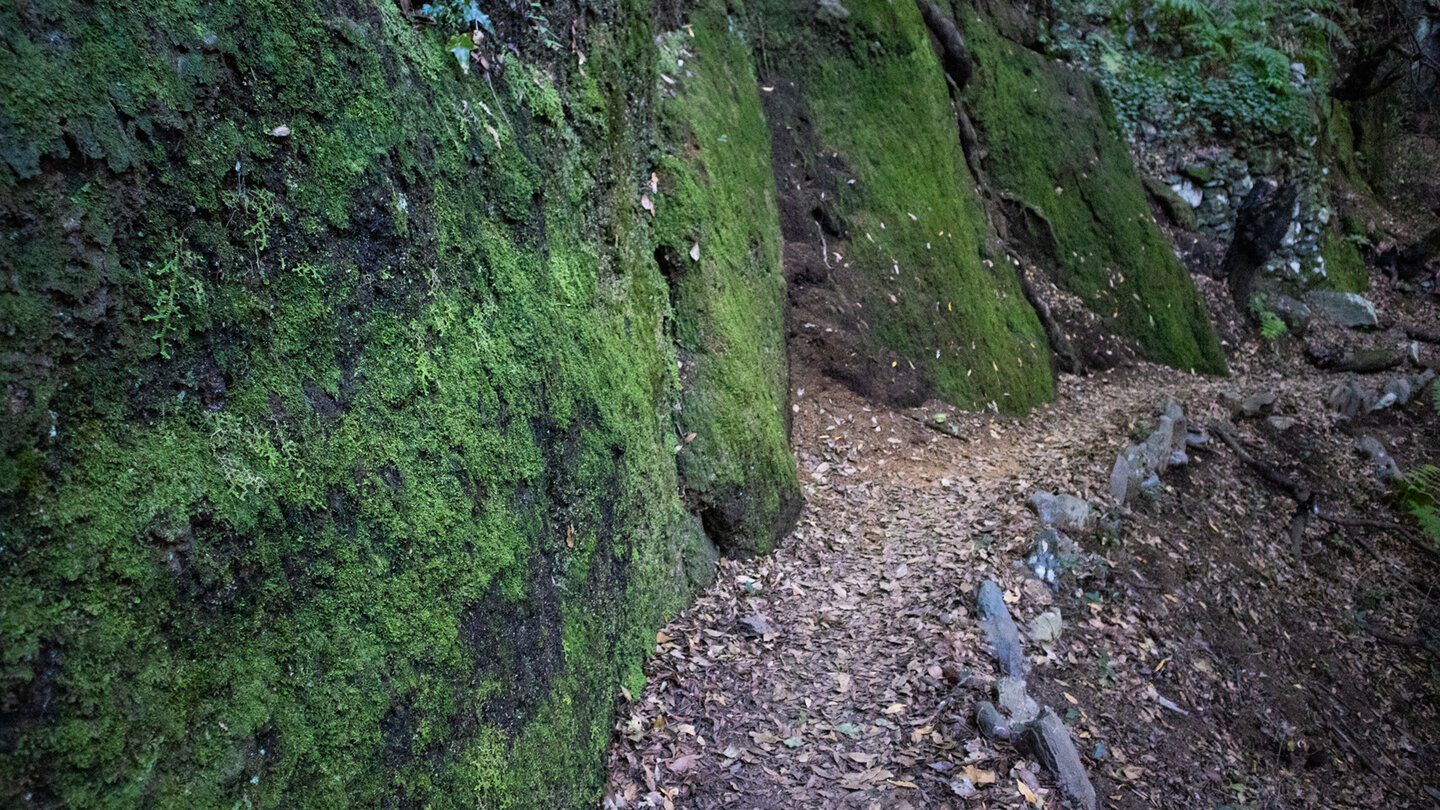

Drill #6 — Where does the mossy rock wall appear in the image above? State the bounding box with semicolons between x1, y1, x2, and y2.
652;8;801;555
958;12;1228;375
0;0;793;806
755;0;1055;413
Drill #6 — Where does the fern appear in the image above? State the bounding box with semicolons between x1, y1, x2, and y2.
1242;41;1292;88
1298;9;1352;49
1155;0;1213;22
1402;464;1440;547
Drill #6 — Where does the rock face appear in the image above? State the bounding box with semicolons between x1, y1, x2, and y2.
957;13;1228;375
760;0;1054;412
1304;291;1380;327
0;2;799;806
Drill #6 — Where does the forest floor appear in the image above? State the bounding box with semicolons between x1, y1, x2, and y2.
607;276;1440;809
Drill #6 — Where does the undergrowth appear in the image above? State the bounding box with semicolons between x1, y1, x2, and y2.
1053;0;1350;144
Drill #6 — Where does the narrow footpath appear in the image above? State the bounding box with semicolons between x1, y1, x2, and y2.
607;288;1440;809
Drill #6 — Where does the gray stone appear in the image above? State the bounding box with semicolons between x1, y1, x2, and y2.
1109;452;1131;504
1304;291;1379;328
1270;294;1311;332
1139;473;1163;498
977;580;1026;677
1020;708;1098;810
1029;610;1063;643
976;700;1010;740
1027;527;1078;589
1027;490;1093;534
1328;379;1374;419
1241;390;1278;417
1267;415;1296;431
1356;436;1402;482
996;676;1040;724
1383;376;1413;405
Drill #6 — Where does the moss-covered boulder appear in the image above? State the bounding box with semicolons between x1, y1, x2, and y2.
756;0;1054;412
958;14;1228;375
652;10;801;555
0;1;795;807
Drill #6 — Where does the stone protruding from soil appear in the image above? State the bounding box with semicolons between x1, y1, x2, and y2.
977;579;1026;677
1027;527;1080;588
1111;397;1190;504
1304;290;1379;328
1020;708;1099;810
1026;490;1093;534
1356;436;1402;483
996;676;1041;725
974;583;1096;810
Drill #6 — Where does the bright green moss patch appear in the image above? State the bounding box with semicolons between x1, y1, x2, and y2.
1319;228;1369;293
960;15;1228;375
653;9;801;555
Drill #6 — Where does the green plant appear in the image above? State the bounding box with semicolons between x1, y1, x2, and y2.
1055;0;1351;145
1400;386;1440;546
1248;293;1288;339
142;237;202;360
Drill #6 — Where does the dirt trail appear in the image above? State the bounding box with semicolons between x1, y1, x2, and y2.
608;329;1440;808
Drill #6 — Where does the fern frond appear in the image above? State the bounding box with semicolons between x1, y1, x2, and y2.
1156;0;1213;22
1242;41;1292;88
1298;10;1352;49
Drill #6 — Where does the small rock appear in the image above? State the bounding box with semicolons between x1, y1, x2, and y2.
1027;490;1092;534
1027;527;1079;589
976;701;1009;740
1269;294;1311;332
1139;473;1163;498
1328;379;1374;419
1267;415;1296;431
1109;452;1131;504
1356;436;1401;483
1383;376;1413;405
948;777;977;798
1241;390;1278;417
1029;610;1063;644
1304;291;1379;328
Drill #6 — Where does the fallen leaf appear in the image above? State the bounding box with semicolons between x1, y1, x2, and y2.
667;754;698;773
1017;778;1041;805
962;765;995;786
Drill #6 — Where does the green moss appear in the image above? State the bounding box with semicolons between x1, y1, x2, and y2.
960;14;1228;376
1319;228;1369;293
0;1;729;808
652;8;800;554
756;0;1054;412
